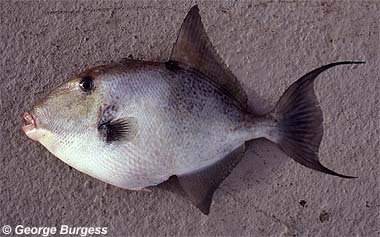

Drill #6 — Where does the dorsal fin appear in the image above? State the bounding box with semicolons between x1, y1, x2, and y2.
156;144;246;214
169;5;248;109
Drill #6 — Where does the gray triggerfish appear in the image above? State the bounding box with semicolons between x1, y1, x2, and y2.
22;5;363;214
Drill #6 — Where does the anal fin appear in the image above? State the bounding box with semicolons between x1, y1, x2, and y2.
156;144;246;215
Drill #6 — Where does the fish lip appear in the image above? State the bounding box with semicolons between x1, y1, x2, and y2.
22;111;38;133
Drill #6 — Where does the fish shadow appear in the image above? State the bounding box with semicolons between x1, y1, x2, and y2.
218;138;288;195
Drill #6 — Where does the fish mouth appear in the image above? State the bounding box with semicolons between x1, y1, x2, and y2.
22;111;55;147
22;112;39;139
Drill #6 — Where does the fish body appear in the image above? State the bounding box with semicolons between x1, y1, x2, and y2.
31;62;255;189
23;5;362;214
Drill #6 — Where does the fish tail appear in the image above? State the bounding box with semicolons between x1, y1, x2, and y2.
267;61;364;178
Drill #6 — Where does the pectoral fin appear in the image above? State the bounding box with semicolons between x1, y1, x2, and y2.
157;144;246;214
98;117;138;143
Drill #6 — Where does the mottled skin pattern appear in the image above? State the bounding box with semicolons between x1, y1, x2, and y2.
30;61;262;190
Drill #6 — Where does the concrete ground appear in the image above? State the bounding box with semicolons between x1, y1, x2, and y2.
1;0;379;236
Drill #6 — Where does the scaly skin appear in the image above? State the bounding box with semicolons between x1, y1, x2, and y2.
24;61;262;189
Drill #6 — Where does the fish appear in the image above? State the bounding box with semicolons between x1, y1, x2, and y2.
22;5;363;214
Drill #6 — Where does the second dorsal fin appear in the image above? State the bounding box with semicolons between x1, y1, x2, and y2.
169;5;248;109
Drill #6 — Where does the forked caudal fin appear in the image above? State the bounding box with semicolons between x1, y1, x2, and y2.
270;61;364;178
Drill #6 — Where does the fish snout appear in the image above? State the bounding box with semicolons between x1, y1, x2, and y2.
22;111;41;141
22;111;36;131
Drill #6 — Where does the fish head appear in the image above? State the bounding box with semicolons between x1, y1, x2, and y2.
22;72;104;154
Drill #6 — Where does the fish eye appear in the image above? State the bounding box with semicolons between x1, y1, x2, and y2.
79;76;94;92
